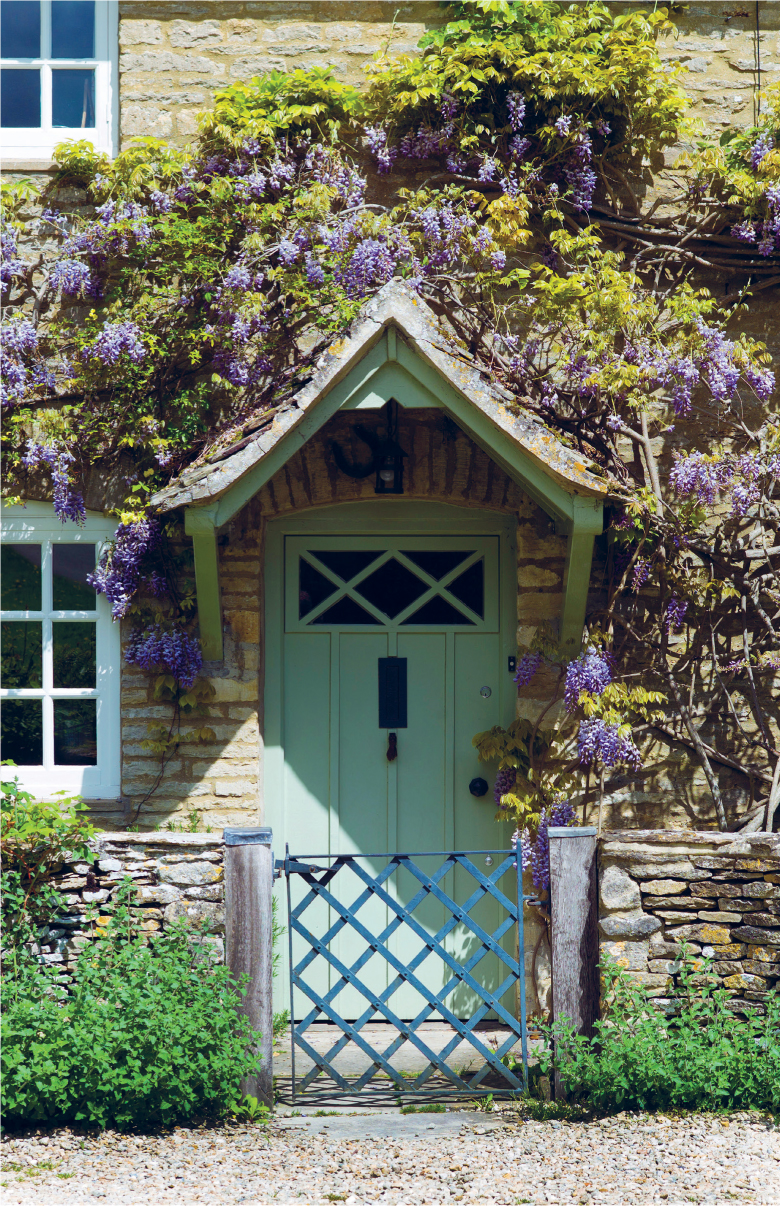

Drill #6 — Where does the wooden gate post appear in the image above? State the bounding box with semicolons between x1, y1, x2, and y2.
548;826;599;1099
224;826;274;1109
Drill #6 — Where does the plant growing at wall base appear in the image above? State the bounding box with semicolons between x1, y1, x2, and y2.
1;885;263;1130
537;949;780;1113
1;768;94;963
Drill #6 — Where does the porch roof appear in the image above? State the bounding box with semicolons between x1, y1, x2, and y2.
149;280;608;663
149;278;608;520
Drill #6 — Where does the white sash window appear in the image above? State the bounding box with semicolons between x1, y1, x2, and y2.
1;504;120;800
0;0;117;160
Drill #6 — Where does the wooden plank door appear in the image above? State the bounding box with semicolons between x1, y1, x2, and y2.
270;527;513;1021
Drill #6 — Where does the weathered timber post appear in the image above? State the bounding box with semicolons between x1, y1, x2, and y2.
548;826;599;1100
224;826;274;1108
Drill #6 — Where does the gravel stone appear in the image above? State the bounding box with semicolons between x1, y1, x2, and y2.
2;1112;777;1205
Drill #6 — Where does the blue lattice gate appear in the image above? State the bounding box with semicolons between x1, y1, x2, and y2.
277;848;532;1103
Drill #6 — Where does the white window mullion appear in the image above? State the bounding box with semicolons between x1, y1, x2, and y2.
41;0;52;58
42;693;55;772
40;63;53;133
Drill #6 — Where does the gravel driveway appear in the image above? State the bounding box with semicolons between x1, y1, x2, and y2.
2;1109;778;1204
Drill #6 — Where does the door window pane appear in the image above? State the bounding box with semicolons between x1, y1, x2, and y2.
1;545;41;610
1;621;42;688
447;559;484;617
52;67;94;126
401;550;471;580
0;68;40;127
54;698;96;764
312;550;382;582
0;1;40;57
355;558;426;619
299;558;337;618
53;543;96;609
51;0;94;58
312;597;381;626
401;597;475;625
1;699;43;765
53;621;96;687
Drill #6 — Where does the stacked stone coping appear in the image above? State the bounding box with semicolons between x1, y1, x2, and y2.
37;831;225;973
599;830;780;1016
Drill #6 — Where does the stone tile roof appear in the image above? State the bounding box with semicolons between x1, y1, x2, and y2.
150;279;608;513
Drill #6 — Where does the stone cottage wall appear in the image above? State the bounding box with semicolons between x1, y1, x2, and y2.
33;832;225;976
599;830;780;1016
115;2;780;150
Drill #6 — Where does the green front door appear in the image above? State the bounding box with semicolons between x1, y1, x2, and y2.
266;505;515;1020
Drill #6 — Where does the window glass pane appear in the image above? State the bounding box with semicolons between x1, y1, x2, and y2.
401;550;471;580
311;597;381;626
51;0;94;58
53;621;95;687
1;545;41;610
311;550;382;582
446;559;484;618
1;621;42;688
0;1;40;57
355;558;426;619
54;698;96;764
1;699;42;765
299;558;337;619
53;544;96;609
401;597;474;626
52;67;94;127
0;68;40;127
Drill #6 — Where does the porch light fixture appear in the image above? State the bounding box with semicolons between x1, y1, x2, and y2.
331;399;408;495
374;399;407;495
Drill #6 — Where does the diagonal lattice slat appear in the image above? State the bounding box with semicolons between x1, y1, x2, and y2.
281;851;531;1100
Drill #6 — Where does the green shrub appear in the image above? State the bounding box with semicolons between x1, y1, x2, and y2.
1;770;94;960
538;950;780;1114
1;885;262;1130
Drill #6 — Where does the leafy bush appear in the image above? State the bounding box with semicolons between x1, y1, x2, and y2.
538;950;780;1113
1;884;262;1130
1;770;94;958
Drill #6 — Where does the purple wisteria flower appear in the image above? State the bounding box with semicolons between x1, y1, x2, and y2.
478;156;497;182
494;766;517;809
578;718;642;770
86;320;145;366
506;92;525;131
564;127;597;210
514;796;577;891
49;258;96;296
664;595;688;633
564;648;613;712
554;115;572;137
750;131;774;170
1;227;26;295
125;623;202;689
88;518;162;617
365;124;397;173
513;651;542;688
22;441;85;525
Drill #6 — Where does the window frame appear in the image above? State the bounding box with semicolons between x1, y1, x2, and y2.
1;502;120;799
0;0;118;160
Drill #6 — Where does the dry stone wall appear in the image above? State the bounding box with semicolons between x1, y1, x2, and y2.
599;831;780;1016
33;832;225;975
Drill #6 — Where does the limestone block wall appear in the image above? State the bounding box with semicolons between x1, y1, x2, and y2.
599;831;780;1016
115;2;780;150
31;832;225;977
118;1;442;145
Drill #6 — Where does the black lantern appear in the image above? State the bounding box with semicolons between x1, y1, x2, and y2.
374;400;407;495
374;435;407;495
331;400;408;494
